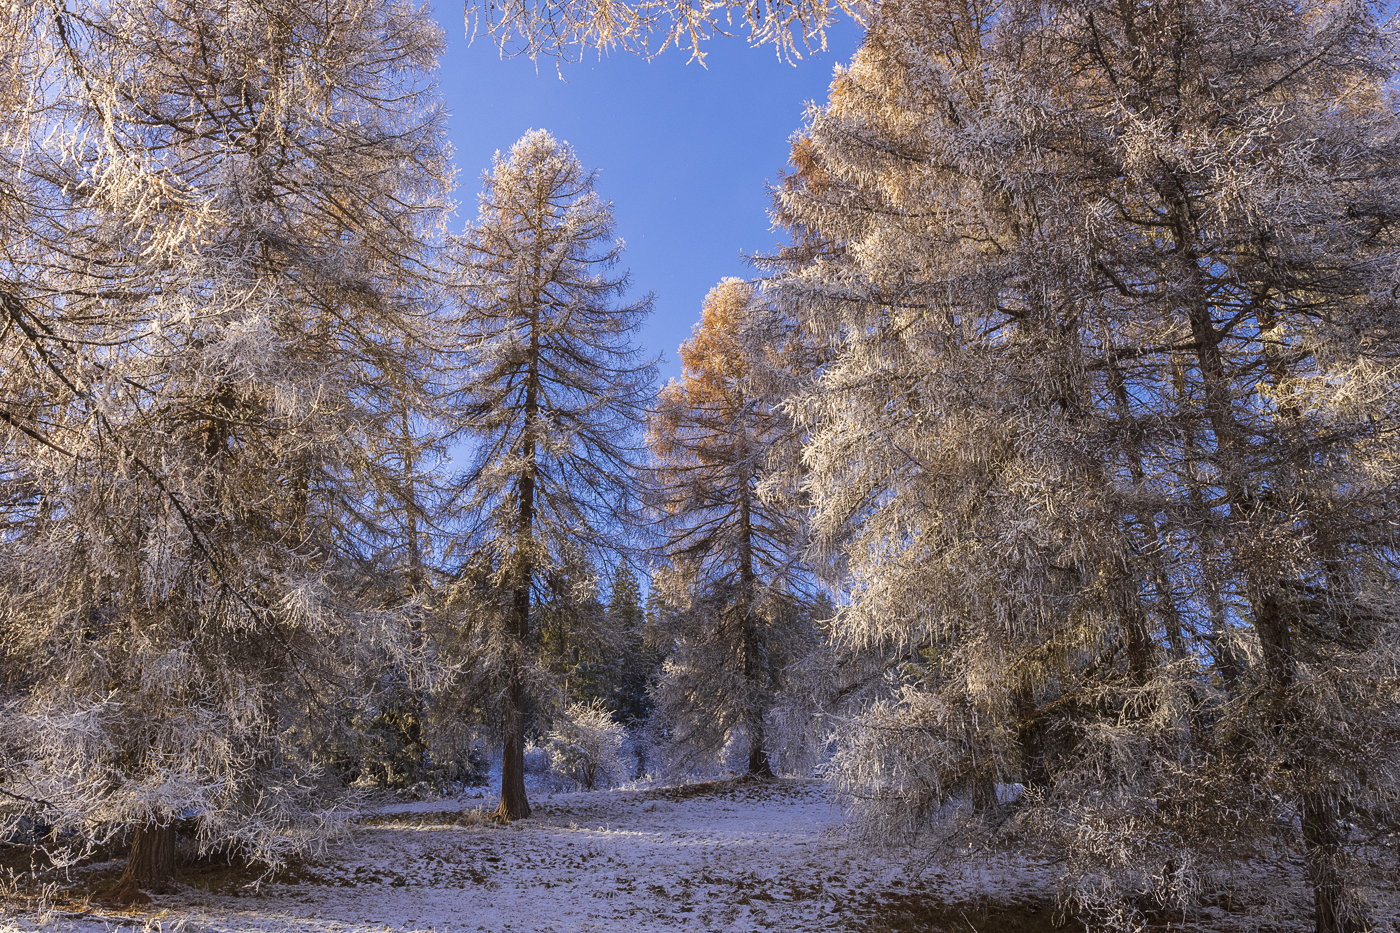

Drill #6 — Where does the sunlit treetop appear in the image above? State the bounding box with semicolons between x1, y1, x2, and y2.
650;278;758;474
677;277;751;397
468;0;869;62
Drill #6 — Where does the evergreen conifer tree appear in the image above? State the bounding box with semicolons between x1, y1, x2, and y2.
607;563;658;726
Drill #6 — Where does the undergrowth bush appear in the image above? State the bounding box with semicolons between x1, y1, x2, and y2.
546;702;628;790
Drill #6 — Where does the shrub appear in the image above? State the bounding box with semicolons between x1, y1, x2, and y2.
546;702;628;790
523;745;552;775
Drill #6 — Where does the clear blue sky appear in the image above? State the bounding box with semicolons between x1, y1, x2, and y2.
433;7;863;384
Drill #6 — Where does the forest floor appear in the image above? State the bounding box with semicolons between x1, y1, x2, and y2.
0;778;1391;933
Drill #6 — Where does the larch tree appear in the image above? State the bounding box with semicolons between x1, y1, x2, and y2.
770;0;1400;930
465;0;866;63
0;0;450;900
647;279;815;778
447;129;655;821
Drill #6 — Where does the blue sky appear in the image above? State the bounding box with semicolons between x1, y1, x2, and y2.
433;8;863;384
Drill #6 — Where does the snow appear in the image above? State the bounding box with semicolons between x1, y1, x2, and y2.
3;777;1392;932
0;779;1055;933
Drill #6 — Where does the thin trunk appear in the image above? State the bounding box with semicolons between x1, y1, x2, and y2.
1198;545;1241;688
400;403;423;589
1120;594;1156;687
1177;359;1242;693
396;403;427;778
633;733;648;781
99;820;177;904
737;471;772;779
1254;592;1295;716
970;701;998;813
1014;679;1050;794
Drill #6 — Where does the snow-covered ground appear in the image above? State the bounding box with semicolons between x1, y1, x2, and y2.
1;779;1057;933
1;777;1393;932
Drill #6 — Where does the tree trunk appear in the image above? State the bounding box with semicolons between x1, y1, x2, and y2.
633;735;648;780
1302;790;1364;933
1255;596;1367;933
1014;680;1050;795
99;820;177;904
972;770;998;814
494;632;532;822
746;717;774;779
747;747;774;778
492;302;539;824
741;615;774;780
495;560;532;812
735;469;773;781
493;548;533;822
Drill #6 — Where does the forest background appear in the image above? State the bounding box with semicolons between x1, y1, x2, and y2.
2;2;1400;933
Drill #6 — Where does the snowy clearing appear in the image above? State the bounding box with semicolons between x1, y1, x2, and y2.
2;778;1391;932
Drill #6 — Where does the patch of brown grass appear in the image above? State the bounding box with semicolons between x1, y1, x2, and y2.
851;893;1066;933
358;805;498;829
642;776;817;803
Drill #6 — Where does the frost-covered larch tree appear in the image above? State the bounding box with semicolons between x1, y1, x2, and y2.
0;0;450;901
447;130;655;821
464;0;862;62
771;1;1400;930
647;279;815;778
